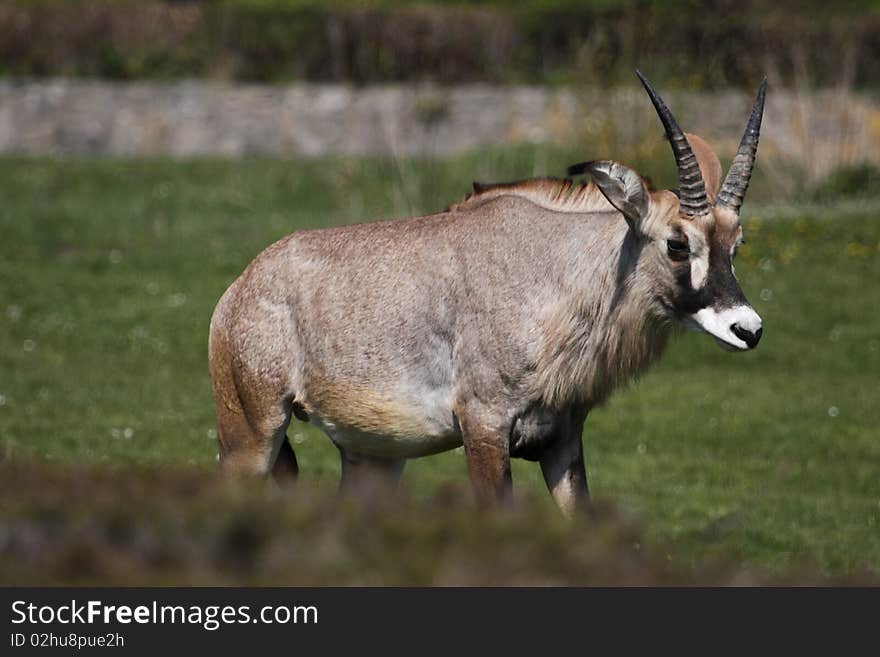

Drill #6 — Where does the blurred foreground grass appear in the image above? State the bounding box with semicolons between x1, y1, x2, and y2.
1;151;879;583
5;458;875;586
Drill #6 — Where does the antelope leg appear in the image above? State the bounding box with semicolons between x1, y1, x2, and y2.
539;410;589;517
338;448;406;495
455;407;512;508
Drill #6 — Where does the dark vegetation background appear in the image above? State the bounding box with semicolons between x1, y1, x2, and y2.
2;0;880;87
0;0;878;585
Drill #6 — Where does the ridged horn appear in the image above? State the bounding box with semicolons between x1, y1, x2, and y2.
636;70;709;218
716;78;767;214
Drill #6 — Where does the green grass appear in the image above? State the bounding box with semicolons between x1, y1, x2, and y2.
1;153;879;582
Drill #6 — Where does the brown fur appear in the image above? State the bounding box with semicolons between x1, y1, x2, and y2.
307;379;440;440
686;133;723;202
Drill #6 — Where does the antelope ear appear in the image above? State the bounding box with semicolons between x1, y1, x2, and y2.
684;133;722;202
574;160;650;231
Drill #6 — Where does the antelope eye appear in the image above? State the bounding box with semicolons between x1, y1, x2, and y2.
666;238;689;259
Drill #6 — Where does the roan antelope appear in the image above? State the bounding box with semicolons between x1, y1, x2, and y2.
209;71;767;514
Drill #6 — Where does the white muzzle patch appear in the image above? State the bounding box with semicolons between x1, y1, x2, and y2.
688;305;762;351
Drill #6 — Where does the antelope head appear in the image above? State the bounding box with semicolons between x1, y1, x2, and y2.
578;71;767;351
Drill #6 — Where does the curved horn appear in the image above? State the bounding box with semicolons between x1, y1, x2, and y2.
636;70;709;218
716;78;767;214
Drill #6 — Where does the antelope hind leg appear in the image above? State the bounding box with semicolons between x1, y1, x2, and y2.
271;436;299;487
338;448;406;496
209;324;293;479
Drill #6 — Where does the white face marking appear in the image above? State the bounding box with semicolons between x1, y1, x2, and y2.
688;305;762;351
729;235;742;279
690;250;709;290
679;226;710;290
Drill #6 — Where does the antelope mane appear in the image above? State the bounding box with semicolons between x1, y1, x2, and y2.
448;177;617;215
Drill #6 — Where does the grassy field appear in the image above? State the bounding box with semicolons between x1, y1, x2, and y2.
1;151;879;584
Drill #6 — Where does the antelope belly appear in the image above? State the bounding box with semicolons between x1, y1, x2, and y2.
303;384;461;459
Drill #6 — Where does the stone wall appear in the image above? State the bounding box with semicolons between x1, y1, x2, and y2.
1;79;878;180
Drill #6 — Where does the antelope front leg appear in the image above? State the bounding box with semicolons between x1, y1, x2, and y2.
540;410;589;517
456;406;512;508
